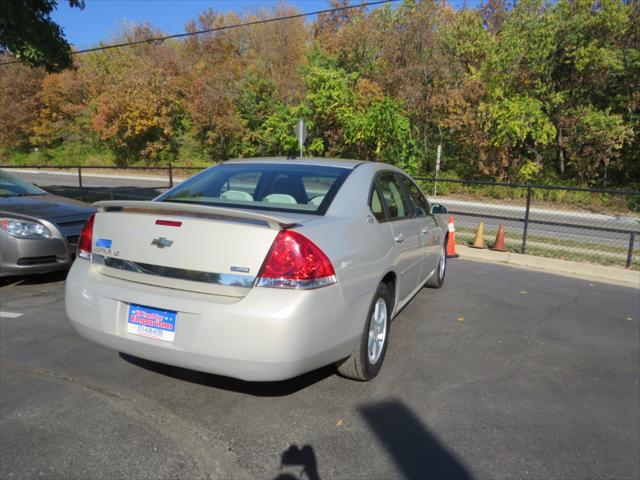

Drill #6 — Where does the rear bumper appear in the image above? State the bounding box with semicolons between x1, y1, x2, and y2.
65;260;367;381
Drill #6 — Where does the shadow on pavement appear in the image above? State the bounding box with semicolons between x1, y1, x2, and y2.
269;400;472;479
119;353;336;397
0;270;68;288
359;399;473;480
273;444;320;480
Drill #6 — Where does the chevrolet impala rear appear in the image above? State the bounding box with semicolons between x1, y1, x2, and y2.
66;159;447;381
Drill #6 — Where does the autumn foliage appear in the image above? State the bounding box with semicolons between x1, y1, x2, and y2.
0;0;638;186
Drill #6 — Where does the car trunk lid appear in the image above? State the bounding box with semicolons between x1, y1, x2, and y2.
89;200;316;297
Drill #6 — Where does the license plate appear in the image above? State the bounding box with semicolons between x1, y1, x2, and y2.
127;304;177;342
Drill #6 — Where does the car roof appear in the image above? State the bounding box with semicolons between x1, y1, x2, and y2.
222;157;368;170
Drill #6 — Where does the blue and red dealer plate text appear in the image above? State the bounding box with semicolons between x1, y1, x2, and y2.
127;304;176;342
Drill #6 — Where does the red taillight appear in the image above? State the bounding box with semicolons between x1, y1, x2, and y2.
77;213;95;260
256;230;336;289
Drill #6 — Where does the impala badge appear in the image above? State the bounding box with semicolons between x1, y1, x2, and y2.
230;266;250;273
151;237;174;249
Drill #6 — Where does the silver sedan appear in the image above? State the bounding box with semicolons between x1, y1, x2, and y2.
1;169;95;277
65;158;449;381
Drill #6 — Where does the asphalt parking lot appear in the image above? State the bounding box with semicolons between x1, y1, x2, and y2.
1;260;638;480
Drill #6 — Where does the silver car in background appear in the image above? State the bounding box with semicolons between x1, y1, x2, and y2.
65;158;448;381
1;169;95;277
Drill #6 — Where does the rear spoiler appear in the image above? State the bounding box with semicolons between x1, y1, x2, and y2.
92;200;298;229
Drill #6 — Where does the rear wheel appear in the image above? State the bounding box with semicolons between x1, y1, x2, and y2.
337;282;391;381
426;241;447;289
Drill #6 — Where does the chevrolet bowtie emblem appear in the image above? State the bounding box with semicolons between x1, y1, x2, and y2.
151;237;174;248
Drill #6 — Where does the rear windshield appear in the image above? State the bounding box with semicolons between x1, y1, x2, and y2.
157;163;351;215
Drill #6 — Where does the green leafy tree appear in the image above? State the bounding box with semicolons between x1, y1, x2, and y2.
0;0;638;187
560;106;633;182
0;0;85;72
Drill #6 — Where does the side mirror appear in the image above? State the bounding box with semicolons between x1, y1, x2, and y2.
430;203;447;215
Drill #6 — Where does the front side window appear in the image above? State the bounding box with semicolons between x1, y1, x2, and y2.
375;173;413;220
398;175;430;217
158;163;351;215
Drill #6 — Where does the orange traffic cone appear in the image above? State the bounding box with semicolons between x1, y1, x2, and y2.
490;224;507;252
446;216;459;258
469;222;486;249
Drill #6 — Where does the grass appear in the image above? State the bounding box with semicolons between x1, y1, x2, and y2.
455;226;633;256
454;229;639;270
523;245;640;270
0;142;215;169
416;178;640;215
0;143;117;167
525;232;631;255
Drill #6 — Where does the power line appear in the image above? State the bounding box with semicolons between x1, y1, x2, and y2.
0;0;399;67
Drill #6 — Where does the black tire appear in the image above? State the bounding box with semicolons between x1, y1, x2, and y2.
337;282;391;381
426;240;447;289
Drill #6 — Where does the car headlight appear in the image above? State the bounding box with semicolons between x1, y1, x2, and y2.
0;218;52;239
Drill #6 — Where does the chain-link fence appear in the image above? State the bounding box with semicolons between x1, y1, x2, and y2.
417;177;640;270
2;165;639;270
2;165;204;202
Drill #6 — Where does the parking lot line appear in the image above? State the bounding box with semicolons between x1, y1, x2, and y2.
0;311;23;319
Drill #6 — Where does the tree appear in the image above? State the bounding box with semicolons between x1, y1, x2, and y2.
89;25;186;166
313;0;365;49
0;0;637;187
0;61;45;149
0;0;85;72
560;106;632;182
375;1;456;170
31;66;91;146
182;10;247;160
248;5;309;103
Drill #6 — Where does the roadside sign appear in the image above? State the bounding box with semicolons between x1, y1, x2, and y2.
433;143;442;197
294;120;307;157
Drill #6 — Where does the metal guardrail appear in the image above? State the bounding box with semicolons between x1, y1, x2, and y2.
2;165;639;269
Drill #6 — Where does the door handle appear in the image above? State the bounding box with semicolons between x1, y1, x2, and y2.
394;234;404;243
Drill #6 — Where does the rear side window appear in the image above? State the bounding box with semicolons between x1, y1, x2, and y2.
158;163;351;215
370;188;386;222
375;173;413;220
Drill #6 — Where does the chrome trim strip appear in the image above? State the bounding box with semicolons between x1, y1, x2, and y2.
255;275;337;290
92;254;255;288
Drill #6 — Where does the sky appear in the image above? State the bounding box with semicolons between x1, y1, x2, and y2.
52;0;480;50
52;0;365;50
